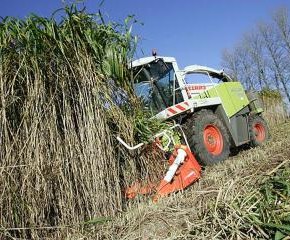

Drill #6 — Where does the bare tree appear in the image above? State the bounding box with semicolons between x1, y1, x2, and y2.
222;30;277;91
222;7;290;105
272;7;290;103
273;7;290;55
243;32;269;89
221;49;239;81
236;44;257;89
259;22;290;103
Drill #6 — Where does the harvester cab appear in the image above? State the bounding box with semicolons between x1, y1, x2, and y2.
131;56;233;115
132;56;186;115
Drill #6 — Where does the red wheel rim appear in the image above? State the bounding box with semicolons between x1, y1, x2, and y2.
254;123;266;142
203;124;223;156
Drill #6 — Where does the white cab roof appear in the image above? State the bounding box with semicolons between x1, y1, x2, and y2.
131;56;176;68
183;65;233;81
183;65;223;74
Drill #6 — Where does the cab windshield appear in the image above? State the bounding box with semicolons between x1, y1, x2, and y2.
133;59;182;113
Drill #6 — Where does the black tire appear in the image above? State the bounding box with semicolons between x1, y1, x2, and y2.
248;115;269;147
183;109;230;165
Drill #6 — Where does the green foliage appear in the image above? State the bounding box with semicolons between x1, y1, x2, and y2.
133;109;170;143
160;129;181;151
259;88;283;101
245;166;290;238
133;109;182;152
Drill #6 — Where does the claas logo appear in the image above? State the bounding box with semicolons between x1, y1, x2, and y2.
186;85;206;91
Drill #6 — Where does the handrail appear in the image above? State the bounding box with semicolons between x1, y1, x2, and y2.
116;124;190;151
116;137;144;150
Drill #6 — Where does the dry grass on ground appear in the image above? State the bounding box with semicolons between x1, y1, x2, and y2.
88;120;290;240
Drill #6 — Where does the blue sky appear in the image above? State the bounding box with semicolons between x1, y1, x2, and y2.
1;0;290;69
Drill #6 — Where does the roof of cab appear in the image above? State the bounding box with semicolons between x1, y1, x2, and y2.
130;56;176;68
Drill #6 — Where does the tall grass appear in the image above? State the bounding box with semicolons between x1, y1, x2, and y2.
259;89;288;125
0;6;165;239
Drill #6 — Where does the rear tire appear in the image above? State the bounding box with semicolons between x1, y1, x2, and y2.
248;115;269;147
183;109;230;165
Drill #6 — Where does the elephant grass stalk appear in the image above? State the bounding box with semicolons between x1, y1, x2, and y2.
0;6;165;239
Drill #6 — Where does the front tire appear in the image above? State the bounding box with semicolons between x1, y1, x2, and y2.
184;109;230;165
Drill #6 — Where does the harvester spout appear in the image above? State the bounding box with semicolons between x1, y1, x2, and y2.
163;148;187;182
154;145;201;201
